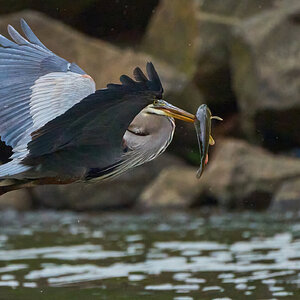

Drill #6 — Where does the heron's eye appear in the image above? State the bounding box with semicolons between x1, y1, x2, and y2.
153;99;165;107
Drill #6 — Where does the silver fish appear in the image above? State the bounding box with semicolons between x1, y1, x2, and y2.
194;104;222;178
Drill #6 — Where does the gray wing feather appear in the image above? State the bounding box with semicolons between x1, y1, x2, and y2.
0;19;94;177
8;25;33;46
20;19;49;51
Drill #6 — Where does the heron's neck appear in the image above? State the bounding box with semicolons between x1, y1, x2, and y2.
123;113;175;161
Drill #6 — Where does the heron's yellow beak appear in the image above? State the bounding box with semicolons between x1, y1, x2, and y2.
155;101;195;123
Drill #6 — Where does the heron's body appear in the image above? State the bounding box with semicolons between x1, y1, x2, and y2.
0;19;195;195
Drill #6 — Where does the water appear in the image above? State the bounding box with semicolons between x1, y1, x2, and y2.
0;210;300;299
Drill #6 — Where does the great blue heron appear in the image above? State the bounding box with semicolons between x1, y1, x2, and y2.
0;19;196;195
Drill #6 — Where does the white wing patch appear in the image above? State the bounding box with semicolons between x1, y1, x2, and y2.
30;71;96;130
0;19;96;178
7;71;95;163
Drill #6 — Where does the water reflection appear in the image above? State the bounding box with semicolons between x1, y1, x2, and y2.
0;210;300;298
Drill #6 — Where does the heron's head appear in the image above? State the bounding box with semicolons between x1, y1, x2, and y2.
143;100;195;123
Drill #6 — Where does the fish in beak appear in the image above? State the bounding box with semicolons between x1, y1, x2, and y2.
152;100;222;179
194;104;222;179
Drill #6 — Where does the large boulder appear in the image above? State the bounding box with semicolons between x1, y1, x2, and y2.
143;0;276;75
0;1;159;44
142;0;276;113
143;0;199;76
271;178;300;211
231;1;300;149
140;138;300;210
195;139;300;209
139;166;198;208
0;189;32;211
0;10;187;96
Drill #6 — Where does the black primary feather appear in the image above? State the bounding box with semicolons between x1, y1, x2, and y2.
106;63;162;98
146;62;163;97
119;75;136;86
133;67;148;83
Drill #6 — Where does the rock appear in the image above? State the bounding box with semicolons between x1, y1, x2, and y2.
142;0;276;113
32;154;185;210
0;10;188;97
139;166;198;208
195;138;300;209
271;178;300;211
0;1;159;44
231;1;300;149
142;0;200;76
0;189;33;210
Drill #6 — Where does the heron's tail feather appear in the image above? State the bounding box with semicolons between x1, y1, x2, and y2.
0;184;15;196
0;176;35;195
0;180;29;195
0;160;30;178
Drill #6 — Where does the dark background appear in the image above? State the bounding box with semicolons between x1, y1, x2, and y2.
0;0;159;45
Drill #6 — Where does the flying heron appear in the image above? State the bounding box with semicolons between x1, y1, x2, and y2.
0;19;196;195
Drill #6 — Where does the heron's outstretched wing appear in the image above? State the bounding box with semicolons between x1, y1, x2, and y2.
0;19;95;176
21;63;163;179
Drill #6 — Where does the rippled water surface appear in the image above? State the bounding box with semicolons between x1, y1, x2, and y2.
1;210;300;299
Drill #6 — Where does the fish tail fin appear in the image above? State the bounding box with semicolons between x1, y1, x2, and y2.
211;115;223;121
